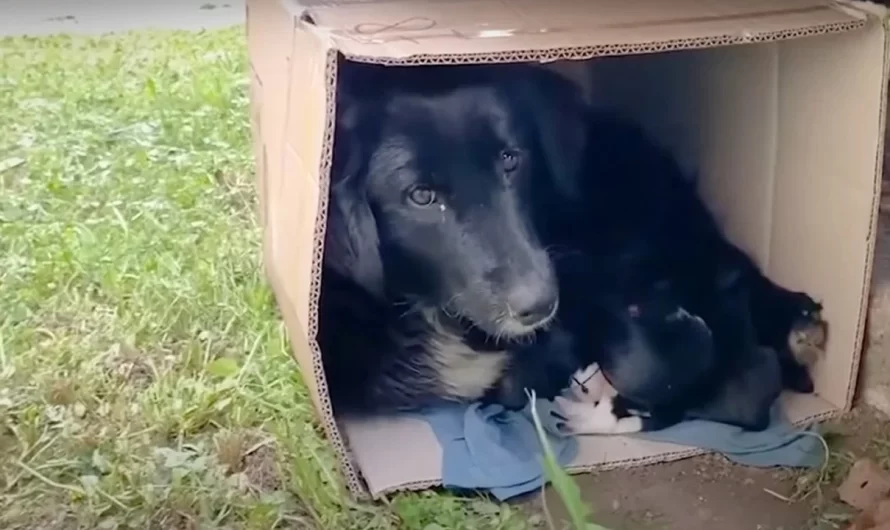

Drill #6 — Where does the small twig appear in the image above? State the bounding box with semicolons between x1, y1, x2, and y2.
243;436;274;457
14;459;132;512
763;488;794;502
95;487;133;512
5;456;75;492
33;327;57;342
798;431;833;499
236;324;268;385
123;426;158;440
762;431;831;504
13;459;86;496
276;514;314;527
870;437;890;449
540;485;557;530
19;429;61;469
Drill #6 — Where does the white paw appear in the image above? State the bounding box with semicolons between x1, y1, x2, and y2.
554;395;643;435
613;415;644;434
568;364;615;403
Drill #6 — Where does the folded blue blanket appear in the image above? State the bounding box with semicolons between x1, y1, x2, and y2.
411;399;578;501
414;398;823;501
634;403;823;468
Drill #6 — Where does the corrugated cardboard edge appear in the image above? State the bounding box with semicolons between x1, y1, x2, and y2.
845;6;890;412
283;10;889;499
304;44;366;497
336;21;865;65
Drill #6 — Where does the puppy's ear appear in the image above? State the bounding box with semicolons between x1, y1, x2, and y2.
516;66;589;198
325;91;386;299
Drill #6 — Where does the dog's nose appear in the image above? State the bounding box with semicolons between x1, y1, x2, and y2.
508;286;559;327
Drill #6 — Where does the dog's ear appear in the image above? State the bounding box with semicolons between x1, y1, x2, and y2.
325;90;386;299
514;66;589;198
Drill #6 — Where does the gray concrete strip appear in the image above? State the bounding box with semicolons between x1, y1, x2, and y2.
0;0;245;37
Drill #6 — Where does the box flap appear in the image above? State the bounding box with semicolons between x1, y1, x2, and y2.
289;0;868;63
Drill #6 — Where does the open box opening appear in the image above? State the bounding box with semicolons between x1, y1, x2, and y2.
247;0;890;498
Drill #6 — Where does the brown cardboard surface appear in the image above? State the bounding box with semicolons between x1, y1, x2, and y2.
248;0;362;485
290;0;866;62
247;0;890;498
341;393;838;495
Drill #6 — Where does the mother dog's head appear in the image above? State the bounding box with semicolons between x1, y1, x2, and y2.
325;63;588;339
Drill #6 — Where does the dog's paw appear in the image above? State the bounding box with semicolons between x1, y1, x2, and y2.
786;295;828;367
568;364;612;403
482;374;528;411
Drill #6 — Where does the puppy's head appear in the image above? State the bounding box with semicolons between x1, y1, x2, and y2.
625;277;714;355
326;64;588;339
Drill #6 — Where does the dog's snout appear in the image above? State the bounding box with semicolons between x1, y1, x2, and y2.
507;282;559;327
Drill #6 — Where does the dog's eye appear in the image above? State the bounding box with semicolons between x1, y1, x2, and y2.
407;186;436;207
500;149;521;173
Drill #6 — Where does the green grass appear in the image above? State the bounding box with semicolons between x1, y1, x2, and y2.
0;27;543;529
528;392;610;530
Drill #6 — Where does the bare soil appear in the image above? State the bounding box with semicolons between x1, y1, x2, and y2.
523;406;890;530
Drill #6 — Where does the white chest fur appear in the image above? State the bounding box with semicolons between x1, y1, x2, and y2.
420;309;508;400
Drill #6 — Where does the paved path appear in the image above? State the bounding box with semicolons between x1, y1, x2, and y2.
0;0;245;37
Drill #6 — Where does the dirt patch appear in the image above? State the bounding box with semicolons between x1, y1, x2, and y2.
522;406;890;530
2;505;75;530
215;432;282;493
149;509;200;530
212;170;256;215
46;378;78;405
242;442;281;492
528;454;809;530
102;343;155;389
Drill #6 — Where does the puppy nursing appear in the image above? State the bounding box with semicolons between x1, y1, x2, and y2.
319;61;829;438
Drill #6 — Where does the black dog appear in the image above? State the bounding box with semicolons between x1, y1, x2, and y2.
319;63;589;414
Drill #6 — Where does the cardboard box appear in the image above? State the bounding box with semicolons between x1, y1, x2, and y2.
246;0;890;498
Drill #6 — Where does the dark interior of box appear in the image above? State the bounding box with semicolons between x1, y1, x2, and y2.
326;47;796;411
318;24;889;494
319;44;843;418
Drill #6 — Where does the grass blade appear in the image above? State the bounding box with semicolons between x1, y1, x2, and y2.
526;390;611;530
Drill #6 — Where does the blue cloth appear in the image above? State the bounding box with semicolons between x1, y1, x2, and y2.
634;403;824;468
415;399;824;501
411;400;578;501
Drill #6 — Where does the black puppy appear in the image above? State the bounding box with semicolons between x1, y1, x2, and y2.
504;256;794;434
486;241;713;411
489;232;821;432
319;63;590;414
487;104;827;427
596;264;785;434
530;107;827;398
